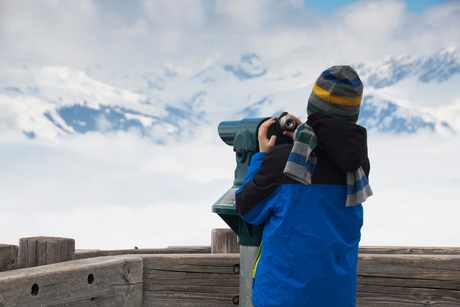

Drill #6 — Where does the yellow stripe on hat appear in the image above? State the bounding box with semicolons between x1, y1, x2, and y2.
313;83;362;106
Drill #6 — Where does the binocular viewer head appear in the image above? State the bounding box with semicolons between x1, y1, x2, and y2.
218;118;262;166
218;116;293;187
214;114;295;246
218;112;297;146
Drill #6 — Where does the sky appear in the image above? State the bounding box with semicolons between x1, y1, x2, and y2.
0;0;459;250
1;0;459;78
304;0;453;15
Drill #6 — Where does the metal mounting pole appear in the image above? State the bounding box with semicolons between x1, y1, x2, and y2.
239;245;258;307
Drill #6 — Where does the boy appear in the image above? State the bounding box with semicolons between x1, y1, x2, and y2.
236;66;372;307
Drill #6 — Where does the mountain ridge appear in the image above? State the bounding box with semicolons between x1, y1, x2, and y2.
0;47;459;142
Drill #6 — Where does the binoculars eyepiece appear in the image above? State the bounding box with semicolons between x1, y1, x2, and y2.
275;112;298;132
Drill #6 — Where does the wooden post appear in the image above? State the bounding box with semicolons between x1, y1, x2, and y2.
211;228;240;254
0;244;18;272
18;237;75;269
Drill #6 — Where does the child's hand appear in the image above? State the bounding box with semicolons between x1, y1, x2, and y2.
258;117;277;153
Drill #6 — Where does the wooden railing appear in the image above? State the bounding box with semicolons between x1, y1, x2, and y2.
357;248;460;306
1;230;460;306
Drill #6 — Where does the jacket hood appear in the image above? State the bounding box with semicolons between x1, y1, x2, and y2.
306;113;368;173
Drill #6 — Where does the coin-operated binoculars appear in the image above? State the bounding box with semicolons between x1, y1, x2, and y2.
213;113;295;306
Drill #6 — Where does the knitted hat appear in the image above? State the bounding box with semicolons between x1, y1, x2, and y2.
307;65;363;122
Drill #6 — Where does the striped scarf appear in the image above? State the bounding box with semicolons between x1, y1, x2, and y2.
283;123;373;207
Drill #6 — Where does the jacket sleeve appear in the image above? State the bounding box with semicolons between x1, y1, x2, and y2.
235;147;285;225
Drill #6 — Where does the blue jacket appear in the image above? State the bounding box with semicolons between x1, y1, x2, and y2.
235;114;370;307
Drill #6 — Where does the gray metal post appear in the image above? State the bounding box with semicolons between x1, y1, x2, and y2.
239;245;258;307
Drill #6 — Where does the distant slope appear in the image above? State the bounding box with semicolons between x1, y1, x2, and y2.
0;47;459;142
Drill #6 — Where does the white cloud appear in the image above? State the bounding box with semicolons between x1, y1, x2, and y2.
3;0;458;78
0;0;100;67
214;0;270;30
1;126;460;249
143;0;205;27
362;131;460;247
3;0;460;93
0;0;460;250
0;128;234;248
0;202;229;249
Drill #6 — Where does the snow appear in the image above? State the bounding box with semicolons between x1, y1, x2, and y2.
0;47;460;249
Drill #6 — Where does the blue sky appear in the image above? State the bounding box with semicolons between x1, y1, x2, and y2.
304;0;453;15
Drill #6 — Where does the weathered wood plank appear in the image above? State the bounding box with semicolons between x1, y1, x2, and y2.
141;254;240;307
6;245;460;306
211;228;240;254
357;254;460;306
0;256;143;307
0;244;18;272
357;284;460;306
74;246;211;260
18;236;75;268
25;238;37;268
359;246;460;255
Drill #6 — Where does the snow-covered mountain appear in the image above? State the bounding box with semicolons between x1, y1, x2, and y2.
355;47;460;134
357;47;460;88
1;47;459;142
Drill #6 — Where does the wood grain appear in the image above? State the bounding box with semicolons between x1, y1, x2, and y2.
18;237;75;268
211;228;240;254
141;254;240;307
357;254;460;306
74;246;211;260
359;246;460;255
0;244;18;272
0;256;143;307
